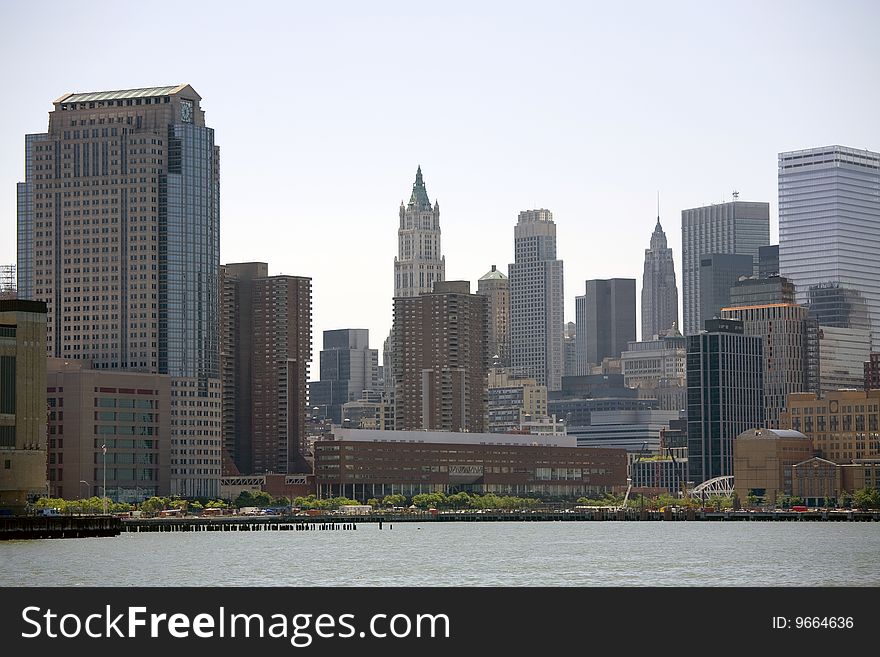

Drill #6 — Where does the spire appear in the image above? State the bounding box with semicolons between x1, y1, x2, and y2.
409;165;431;210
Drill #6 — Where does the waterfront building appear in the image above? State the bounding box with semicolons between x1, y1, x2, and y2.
781;390;880;463
791;457;880;507
721;303;818;427
46;358;171;501
17;85;222;497
630;448;689;495
393;281;488;432
0;300;47;511
221;265;311;475
687;318;764;483
699;253;753;326
477;265;510;367
314;428;626;500
575;279;636;373
641;217;679;340
681;200;770;335
732;428;814;506
778;146;880;348
509;209;564;391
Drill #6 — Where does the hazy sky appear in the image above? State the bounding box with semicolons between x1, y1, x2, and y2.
2;0;879;372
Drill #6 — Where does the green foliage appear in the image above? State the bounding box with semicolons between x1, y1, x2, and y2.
852;487;880;511
366;498;380;508
140;496;167;514
381;494;407;508
205;499;229;509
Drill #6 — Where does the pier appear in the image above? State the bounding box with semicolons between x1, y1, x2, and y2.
0;515;121;540
119;508;880;533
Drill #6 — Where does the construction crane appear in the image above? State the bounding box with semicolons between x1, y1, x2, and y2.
621;441;649;509
666;445;688;500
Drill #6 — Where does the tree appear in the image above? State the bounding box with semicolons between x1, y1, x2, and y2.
366;498;380;508
382;494;406;508
853;487;880;511
140;496;166;515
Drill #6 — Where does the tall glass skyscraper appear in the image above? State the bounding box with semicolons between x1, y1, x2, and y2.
17;85;221;497
778;146;880;347
681;201;770;335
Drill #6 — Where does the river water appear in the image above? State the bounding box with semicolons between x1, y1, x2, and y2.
2;522;878;586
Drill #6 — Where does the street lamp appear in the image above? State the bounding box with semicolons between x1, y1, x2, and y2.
101;443;108;515
79;480;89;513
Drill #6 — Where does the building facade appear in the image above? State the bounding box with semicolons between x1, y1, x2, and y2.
509;209;564;391
0;300;47;511
46;358;171;501
477;265;510;367
681;201;770;335
687;318;764;483
699;253;754;326
721;303;818;427
575;278;636;373
641;218;679;340
778;146;880;348
314;428;626;500
487;368;548;434
781;390;880;463
732;428;814;507
729;275;796;308
574;409;682;452
220;263;312;476
393;281;488;432
393;166;445;300
311;329;379;425
866;353;880;391
620;327;686;389
16;85;222;497
817;326;872;393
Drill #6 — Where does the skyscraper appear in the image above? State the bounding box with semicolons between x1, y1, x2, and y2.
393;281;488;432
16;85;222;497
393;166;445;299
779;146;880;347
687;318;763;483
509;209;564;391
721;303;818;427
310;329;379;424
641;217;678;340
575;279;636;373
220;263;312;475
386;167;446;418
699;253;754;325
681;201;770;335
477;265;510;367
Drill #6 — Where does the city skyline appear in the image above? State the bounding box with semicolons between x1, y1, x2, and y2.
2;2;880;371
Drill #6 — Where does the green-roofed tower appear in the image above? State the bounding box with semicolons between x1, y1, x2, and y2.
394;166;445;299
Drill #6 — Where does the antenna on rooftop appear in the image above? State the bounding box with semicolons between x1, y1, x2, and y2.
732;190;740;201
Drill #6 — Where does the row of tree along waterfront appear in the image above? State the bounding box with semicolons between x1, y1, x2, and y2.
25;486;880;518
